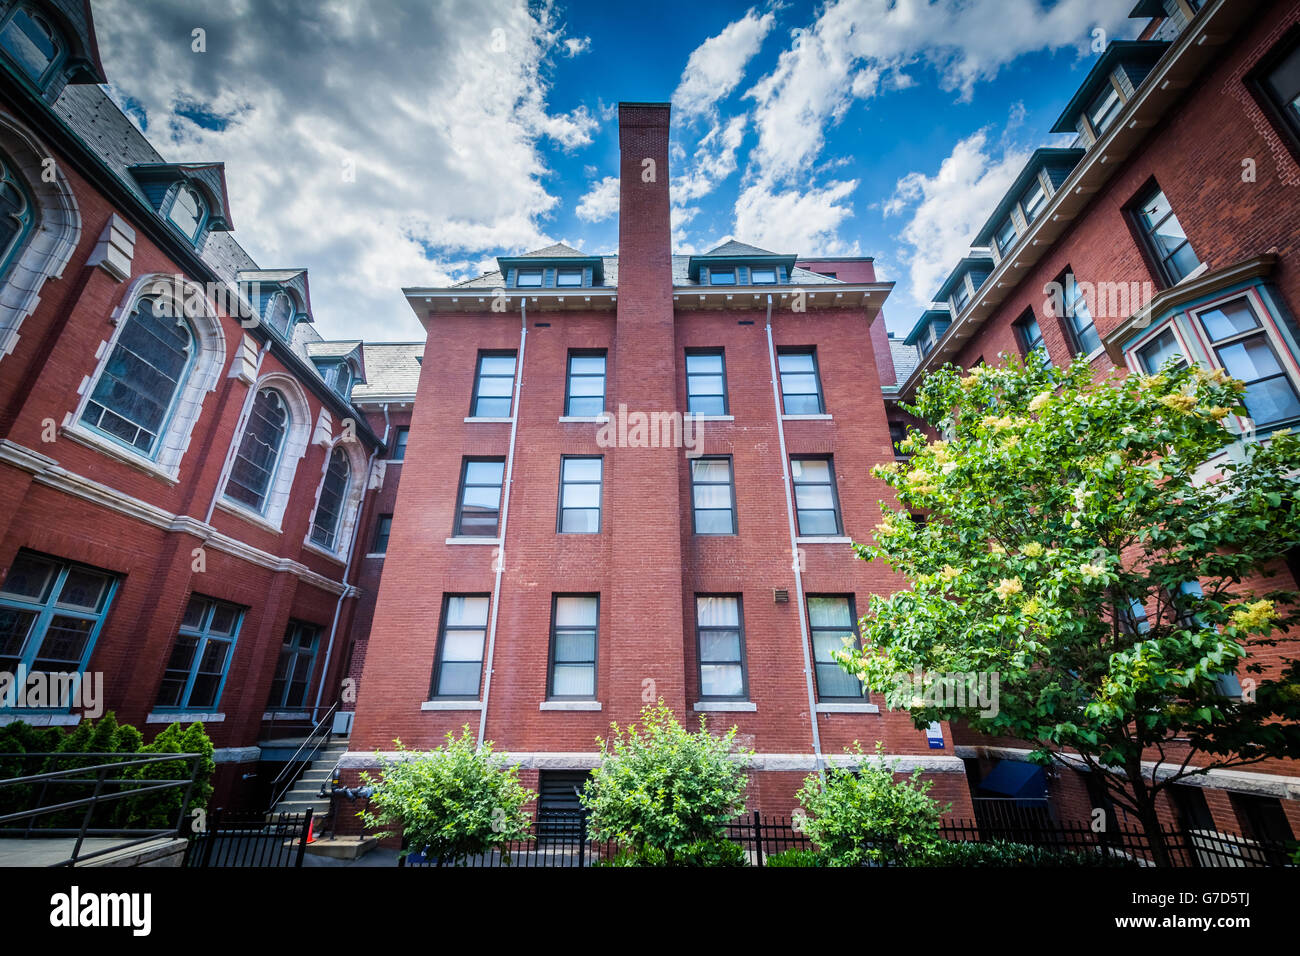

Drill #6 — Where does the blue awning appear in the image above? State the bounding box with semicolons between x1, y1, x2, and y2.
977;760;1046;799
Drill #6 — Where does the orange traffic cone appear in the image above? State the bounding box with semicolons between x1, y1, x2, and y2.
306;816;316;844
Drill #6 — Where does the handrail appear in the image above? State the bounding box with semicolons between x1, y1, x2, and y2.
268;699;340;810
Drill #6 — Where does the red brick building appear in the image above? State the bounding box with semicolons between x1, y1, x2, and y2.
0;0;400;806
347;102;976;820
898;0;1300;846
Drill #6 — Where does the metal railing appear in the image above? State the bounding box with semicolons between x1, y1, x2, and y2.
267;699;339;811
183;808;314;867
0;751;202;866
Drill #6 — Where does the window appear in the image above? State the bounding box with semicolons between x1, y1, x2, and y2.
556;268;583;287
310;446;351;550
888;421;909;460
0;552;117;690
708;269;735;286
1061;272;1101;356
1134;326;1187;375
1087;81;1124;137
391;426;409;461
267;621;319;710
951;277;972;314
685;349;728;415
156;595;243;710
471;351;517;417
691;457;736;534
0;150;34;277
564;350;606;416
1246;27;1300;163
333;363;351;397
80;294;195;457
1015;312;1050;366
1230;793;1295;845
265;292;294;337
224;388;290;513
0;6;62;85
994;216;1018;255
371;513;392;554
695;595;747;699
750;267;777;284
515;269;542;288
1194;297;1300;428
1133;185;1200;284
777;348;825;414
455;458;505;537
807;596;864;701
547;595;598;699
792;457;842;536
167;185;206;242
1020;180;1047;225
557;456;602;533
1170;784;1215;833
537;771;590;838
431;595;489;698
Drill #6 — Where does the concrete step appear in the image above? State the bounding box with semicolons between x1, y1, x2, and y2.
303;835;378;861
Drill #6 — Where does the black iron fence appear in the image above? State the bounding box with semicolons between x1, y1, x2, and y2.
183;809;314;867
398;810;1294;868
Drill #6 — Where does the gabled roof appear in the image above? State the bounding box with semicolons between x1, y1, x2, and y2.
700;239;783;258
350;343;424;402
520;242;588;258
128;162;235;231
1050;40;1170;134
497;242;605;282
307;340;366;382
237;268;313;322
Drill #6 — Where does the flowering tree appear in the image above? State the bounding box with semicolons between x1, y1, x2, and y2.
838;355;1300;864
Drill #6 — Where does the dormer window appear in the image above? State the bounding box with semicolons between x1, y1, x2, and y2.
264;292;293;337
515;269;543;288
952;278;971;314
993;217;1018;256
1020;181;1047;225
709;269;736;286
556;268;583;287
334;363;352;397
1087;82;1124;138
167;185;206;242
750;267;777;284
0;6;62;86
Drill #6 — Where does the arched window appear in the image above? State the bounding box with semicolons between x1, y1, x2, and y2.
0;149;33;276
225;388;290;513
0;6;63;86
79;294;194;456
265;291;294;337
309;445;351;550
333;362;351;396
167;184;206;242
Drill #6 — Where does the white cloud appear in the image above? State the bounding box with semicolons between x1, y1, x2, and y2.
562;36;591;57
92;0;596;341
884;121;1032;312
732;179;861;256
672;9;775;122
743;0;1133;186
576;176;620;223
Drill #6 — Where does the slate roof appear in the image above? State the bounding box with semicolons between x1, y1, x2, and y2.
350;343;424;401
887;336;921;386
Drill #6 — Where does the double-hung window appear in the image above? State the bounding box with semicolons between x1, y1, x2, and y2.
471;351;517;418
685;349;728;415
1015;312;1050;366
547;595;598;699
431;595;489;699
777;348;825;414
267;621;319;710
691;457;736;534
371;514;393;554
1193;297;1300;429
994;216;1018;256
807;596;864;701
557;456;602;533
791;457;842;536
390;426;409;461
1134;326;1187;375
1061;271;1101;356
1088;82;1124;138
0;551;117;690
695;595;747;700
455;458;505;537
1132;184;1200;284
1246;27;1300;163
156;595;243;710
565;351;606;416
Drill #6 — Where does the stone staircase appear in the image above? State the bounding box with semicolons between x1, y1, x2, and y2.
271;737;349;822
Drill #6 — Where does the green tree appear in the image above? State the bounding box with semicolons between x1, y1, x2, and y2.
121;721;215;829
838;356;1300;865
581;701;751;865
358;727;534;866
795;743;947;866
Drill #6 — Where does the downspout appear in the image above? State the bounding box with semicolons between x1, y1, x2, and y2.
311;402;389;722
478;297;527;746
764;294;825;771
205;340;272;525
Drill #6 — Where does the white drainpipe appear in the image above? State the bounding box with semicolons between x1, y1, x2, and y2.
478;297;527;746
764;294;824;770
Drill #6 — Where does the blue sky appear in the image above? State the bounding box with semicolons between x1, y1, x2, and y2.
91;0;1143;341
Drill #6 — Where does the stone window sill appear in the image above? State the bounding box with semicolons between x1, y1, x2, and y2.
693;701;756;712
539;701;602;711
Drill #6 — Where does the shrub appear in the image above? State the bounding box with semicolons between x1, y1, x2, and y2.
359;727;534;866
764;848;823;867
917;839;1140;867
795;743;948;867
596;838;747;868
581;701;751;866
